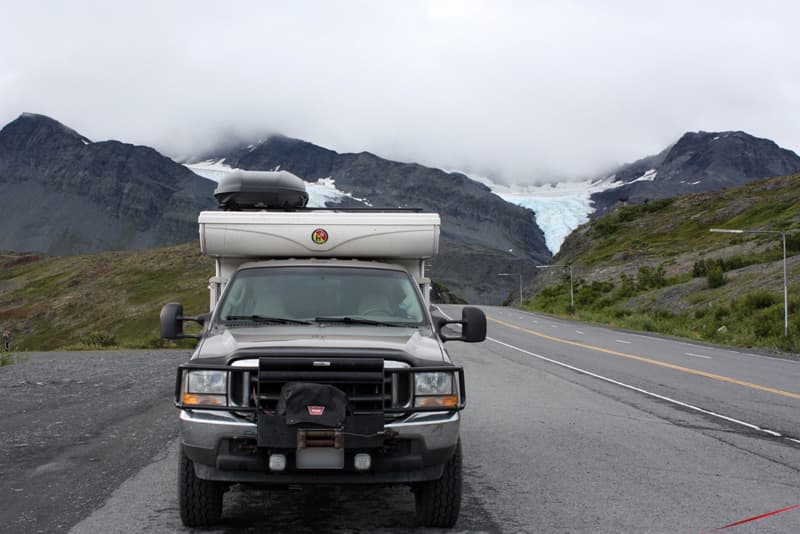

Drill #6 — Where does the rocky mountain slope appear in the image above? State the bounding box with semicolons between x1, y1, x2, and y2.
527;173;800;352
0;114;550;303
0;113;216;255
193;135;551;303
590;131;800;217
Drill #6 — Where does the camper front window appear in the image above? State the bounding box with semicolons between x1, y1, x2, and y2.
217;266;426;326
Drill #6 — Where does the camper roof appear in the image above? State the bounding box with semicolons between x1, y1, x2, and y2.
198;210;440;259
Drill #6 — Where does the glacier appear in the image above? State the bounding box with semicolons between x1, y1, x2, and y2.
451;172;622;254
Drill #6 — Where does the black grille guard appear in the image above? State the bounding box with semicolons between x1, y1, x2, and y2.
174;361;466;414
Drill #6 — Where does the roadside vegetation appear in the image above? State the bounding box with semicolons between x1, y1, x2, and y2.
0;243;209;351
522;173;800;355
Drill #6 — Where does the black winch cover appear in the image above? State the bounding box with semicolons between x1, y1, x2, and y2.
276;382;349;428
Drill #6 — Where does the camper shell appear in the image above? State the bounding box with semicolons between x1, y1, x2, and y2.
160;171;486;528
198;209;441;309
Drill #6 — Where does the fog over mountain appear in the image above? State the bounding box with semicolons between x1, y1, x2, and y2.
2;1;799;185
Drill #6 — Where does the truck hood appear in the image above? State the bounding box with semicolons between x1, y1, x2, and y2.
193;325;446;364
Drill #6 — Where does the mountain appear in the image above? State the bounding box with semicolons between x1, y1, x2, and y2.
0;113;216;255
192;135;551;303
590;131;800;217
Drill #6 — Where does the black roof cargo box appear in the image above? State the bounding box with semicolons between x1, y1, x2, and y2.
214;170;309;210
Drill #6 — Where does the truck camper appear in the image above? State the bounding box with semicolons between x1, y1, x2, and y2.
161;170;486;528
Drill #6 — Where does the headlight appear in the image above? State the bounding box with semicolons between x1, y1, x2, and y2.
414;372;457;408
415;372;453;396
187;370;227;394
183;370;227;406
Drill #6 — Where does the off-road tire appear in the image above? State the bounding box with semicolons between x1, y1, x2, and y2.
178;445;224;527
414;440;462;528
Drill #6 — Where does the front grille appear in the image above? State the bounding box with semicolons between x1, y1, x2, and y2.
227;358;412;420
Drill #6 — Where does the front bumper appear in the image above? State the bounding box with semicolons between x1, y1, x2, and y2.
180;409;460;484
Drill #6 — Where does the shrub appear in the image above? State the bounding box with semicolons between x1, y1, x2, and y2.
692;259;709;277
786;232;800;254
593;217;620;237
610;308;632;319
706;265;726;288
754;319;780;338
743;291;777;311
576;280;615;308
637;265;667;290
614;274;637;299
713;306;730;320
82;332;117;348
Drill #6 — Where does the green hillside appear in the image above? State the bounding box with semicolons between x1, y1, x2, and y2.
0;243;212;351
523;173;800;354
0;242;465;352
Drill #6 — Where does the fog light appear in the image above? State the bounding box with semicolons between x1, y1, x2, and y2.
269;453;286;472
354;453;371;471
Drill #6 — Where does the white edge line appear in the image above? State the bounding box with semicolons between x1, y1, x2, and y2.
434;305;453;320
486;336;786;440
441;306;796;442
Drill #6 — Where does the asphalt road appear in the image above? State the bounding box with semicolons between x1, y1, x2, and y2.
2;307;799;533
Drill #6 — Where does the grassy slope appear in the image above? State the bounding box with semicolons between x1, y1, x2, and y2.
0;243;212;350
0;242;464;352
523;173;800;354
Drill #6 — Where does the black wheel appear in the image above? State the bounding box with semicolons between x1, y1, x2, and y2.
178;445;224;527
414;440;462;528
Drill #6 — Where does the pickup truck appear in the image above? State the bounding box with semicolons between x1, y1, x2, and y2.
161;170;486;528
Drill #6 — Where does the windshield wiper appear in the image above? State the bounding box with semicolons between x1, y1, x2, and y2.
224;315;312;325
314;316;411;327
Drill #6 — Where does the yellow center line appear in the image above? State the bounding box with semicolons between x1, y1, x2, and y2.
488;316;800;400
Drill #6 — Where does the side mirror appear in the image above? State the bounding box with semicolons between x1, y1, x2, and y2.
439;306;487;343
461;306;487;342
160;303;204;340
160;303;184;339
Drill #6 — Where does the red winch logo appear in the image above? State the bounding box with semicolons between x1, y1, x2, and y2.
307;406;326;416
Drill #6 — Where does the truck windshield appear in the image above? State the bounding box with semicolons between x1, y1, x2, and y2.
217;267;426;327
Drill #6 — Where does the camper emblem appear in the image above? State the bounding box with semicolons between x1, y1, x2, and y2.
311;228;329;244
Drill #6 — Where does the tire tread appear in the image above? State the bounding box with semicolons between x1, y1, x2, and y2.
415;441;462;528
179;446;223;527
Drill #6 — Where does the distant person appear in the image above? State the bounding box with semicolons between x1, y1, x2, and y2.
2;329;9;351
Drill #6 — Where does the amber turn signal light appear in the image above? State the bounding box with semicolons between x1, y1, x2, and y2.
182;393;227;406
414;395;458;408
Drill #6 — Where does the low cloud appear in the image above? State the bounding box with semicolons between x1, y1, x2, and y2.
2;1;798;183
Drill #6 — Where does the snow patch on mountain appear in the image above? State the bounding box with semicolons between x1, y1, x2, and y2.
185;160;367;207
630;168;657;183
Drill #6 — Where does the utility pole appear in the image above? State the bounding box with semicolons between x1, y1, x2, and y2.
536;264;575;311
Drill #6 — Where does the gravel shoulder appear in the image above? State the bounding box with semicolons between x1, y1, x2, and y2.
0;350;191;534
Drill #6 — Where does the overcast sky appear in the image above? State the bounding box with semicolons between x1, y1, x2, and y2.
1;1;798;184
